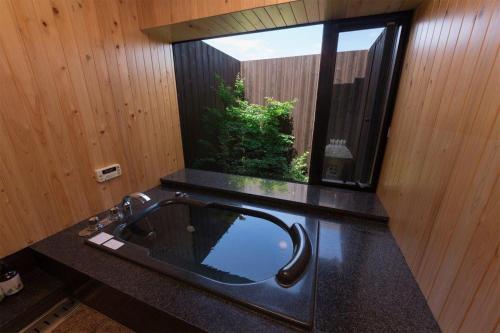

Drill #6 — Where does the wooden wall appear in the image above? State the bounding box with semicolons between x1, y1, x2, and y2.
333;50;369;84
241;54;320;155
138;0;425;43
137;0;293;30
0;0;183;258
377;0;499;331
242;51;367;156
172;41;241;167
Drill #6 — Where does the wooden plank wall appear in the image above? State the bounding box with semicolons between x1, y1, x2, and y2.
172;41;241;167
138;0;425;43
242;51;367;155
377;0;499;331
241;54;320;155
0;0;184;258
137;0;293;30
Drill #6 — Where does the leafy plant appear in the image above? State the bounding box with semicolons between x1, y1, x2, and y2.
287;152;309;182
194;74;309;182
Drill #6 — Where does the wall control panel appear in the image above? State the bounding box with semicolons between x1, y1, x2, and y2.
95;164;122;182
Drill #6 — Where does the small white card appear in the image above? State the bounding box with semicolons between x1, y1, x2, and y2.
88;232;113;245
103;239;124;250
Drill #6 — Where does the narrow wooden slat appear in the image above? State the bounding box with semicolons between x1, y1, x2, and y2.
277;3;297;26
115;0;163;187
329;0;348;19
71;0;140;191
241;51;365;157
206;16;234;35
199;17;227;36
220;13;247;32
414;0;495;295
252;7;277;28
458;236;500;333
0;0;184;257
377;0;500;331
49;0;133;204
290;1;308;24
139;0;426;43
138;0;293;29
241;9;267;30
265;5;287;26
231;11;257;31
302;0;320;21
428;3;499;318
390;0;463;270
383;0;441;257
12;0;99;222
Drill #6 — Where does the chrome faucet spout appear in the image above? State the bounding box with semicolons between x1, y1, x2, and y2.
121;192;151;216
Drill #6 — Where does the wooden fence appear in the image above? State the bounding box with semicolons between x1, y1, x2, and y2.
241;50;368;156
173;40;240;166
241;55;320;156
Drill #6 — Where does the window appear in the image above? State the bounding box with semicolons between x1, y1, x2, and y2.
310;13;411;190
173;25;324;183
173;12;411;190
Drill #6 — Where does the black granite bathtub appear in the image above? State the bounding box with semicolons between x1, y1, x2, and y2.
85;193;319;328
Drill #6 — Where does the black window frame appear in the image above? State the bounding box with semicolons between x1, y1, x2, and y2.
308;11;413;191
172;11;413;191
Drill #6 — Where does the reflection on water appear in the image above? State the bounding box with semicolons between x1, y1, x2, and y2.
119;203;293;284
323;223;343;262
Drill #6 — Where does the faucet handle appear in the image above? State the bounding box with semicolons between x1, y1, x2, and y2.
122;201;132;214
78;216;102;237
109;206;121;221
88;216;101;231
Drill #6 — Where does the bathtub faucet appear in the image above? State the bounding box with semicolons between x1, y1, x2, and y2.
121;192;151;216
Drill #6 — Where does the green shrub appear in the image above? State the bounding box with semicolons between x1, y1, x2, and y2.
287;152;309;182
194;74;309;182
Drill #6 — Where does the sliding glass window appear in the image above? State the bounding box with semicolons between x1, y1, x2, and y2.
310;13;410;190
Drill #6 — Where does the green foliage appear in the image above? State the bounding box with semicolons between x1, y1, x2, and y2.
287;152;309;182
194;74;309;182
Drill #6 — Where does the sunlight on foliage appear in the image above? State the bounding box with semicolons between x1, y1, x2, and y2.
194;74;309;182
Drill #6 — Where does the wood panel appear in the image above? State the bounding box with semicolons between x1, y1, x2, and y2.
137;0;293;29
241;51;367;156
172;41;241;167
0;0;183;258
241;54;320;156
377;0;500;331
140;0;425;43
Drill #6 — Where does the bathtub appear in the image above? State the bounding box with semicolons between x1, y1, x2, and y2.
86;192;318;327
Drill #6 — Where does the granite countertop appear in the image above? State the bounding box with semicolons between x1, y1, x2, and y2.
161;169;389;221
30;186;439;332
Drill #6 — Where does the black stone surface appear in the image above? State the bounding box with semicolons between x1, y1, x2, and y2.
315;219;440;332
161;169;389;221
30;186;439;332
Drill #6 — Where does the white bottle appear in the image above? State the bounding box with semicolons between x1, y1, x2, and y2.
324;138;354;180
0;264;23;296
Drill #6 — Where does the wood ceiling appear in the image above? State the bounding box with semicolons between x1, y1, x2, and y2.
142;0;424;43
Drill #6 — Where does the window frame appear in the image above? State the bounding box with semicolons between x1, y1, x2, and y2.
308;11;413;191
172;11;413;191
